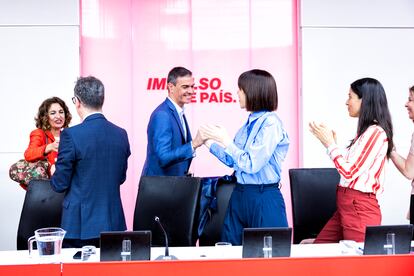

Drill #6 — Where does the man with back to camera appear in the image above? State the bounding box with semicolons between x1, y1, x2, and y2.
142;66;204;176
50;76;131;248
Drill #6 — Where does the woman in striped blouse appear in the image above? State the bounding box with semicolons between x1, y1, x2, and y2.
309;77;394;243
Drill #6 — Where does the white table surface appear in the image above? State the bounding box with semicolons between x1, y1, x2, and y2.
0;243;366;265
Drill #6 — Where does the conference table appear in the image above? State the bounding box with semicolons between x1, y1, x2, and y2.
1;243;413;276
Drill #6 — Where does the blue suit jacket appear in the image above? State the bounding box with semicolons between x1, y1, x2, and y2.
142;98;193;176
51;113;131;239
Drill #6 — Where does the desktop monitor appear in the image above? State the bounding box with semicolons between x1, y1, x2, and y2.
100;230;151;261
242;227;292;258
363;224;413;255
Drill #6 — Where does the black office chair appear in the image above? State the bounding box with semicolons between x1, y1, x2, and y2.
16;179;64;250
198;178;236;246
133;176;202;247
289;168;340;244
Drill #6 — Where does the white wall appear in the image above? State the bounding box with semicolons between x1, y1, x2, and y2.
1;0;413;250
300;0;414;225
0;0;79;250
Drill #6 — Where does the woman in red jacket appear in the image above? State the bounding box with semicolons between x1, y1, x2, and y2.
24;97;72;171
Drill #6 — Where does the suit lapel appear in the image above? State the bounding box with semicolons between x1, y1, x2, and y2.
165;99;187;141
44;130;55;142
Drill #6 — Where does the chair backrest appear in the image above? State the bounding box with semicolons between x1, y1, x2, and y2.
16;179;65;250
198;180;235;246
289;168;340;244
133;176;201;247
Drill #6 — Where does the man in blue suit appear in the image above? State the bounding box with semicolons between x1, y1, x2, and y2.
51;76;131;248
142;67;204;176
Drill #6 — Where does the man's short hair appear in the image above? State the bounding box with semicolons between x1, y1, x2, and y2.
74;76;105;109
167;67;192;85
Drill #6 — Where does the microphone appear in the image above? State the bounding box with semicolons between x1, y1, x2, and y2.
154;216;178;260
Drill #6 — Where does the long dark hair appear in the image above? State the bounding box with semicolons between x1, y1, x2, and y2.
349;78;393;158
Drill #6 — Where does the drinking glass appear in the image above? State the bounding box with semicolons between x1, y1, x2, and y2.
121;239;132;261
215;242;232;259
263;236;272;258
81;245;97;261
385;233;396;255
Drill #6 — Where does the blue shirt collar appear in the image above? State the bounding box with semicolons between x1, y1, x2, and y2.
248;111;267;124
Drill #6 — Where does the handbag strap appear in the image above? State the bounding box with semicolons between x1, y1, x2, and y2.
43;130;49;160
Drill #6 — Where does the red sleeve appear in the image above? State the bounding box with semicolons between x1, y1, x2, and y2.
24;129;47;162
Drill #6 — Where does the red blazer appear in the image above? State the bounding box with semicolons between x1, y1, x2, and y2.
24;129;58;165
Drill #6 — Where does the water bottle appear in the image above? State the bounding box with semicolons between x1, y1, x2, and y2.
121;239;132;261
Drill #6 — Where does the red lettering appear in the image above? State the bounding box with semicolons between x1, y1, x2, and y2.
209;93;218;103
223;92;233;103
148;76;233;104
210;78;221;90
198;78;209;90
147;78;152;90
151;78;167;90
200;92;209;103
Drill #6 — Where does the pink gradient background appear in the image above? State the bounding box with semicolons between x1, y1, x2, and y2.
80;0;298;229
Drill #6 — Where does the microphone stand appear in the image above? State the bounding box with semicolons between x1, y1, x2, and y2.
154;216;178;260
